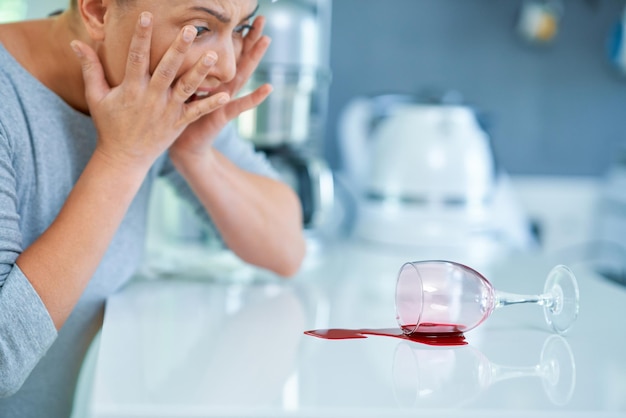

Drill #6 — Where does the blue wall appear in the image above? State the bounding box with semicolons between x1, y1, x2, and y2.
325;0;626;176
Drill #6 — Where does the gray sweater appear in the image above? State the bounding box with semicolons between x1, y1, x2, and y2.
0;43;277;417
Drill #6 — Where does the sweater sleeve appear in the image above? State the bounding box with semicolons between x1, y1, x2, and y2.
0;124;57;397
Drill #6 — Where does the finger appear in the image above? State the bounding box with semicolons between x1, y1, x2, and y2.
231;36;271;93
150;25;196;90
172;52;218;103
125;12;153;82
242;35;271;73
182;92;231;125
220;83;272;121
242;15;265;55
70;40;110;105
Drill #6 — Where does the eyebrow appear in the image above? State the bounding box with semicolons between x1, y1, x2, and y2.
191;4;260;24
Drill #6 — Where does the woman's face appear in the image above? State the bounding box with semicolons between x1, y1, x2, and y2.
99;0;258;90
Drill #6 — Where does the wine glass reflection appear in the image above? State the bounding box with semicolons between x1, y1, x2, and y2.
392;335;576;408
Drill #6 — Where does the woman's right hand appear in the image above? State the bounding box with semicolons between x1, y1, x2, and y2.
70;11;229;171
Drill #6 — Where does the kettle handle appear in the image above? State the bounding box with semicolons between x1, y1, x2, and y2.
337;96;375;192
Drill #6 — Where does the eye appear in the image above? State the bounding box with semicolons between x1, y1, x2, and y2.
194;26;210;38
234;23;253;37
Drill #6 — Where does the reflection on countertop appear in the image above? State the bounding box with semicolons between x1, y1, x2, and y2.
392;334;576;408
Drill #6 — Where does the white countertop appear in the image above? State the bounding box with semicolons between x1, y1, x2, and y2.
87;238;626;418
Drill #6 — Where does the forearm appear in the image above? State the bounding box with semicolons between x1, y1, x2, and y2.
16;150;149;329
172;150;306;277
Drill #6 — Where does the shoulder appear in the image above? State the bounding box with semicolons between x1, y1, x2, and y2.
0;70;17;139
0;46;39;150
0;68;28;152
0;45;26;118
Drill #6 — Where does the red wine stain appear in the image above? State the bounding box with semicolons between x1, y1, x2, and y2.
304;324;467;346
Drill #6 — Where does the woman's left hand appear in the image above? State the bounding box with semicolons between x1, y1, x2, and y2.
169;16;272;162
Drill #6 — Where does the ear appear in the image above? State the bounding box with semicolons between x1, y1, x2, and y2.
76;0;108;41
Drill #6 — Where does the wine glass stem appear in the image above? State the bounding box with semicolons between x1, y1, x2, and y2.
495;291;553;309
489;363;541;385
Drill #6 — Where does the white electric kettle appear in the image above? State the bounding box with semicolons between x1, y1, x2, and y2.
339;95;495;205
338;94;532;256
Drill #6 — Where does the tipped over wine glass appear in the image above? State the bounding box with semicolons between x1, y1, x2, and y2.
395;261;579;335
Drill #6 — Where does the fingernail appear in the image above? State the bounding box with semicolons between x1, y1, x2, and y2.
140;12;151;27
218;94;230;105
70;41;83;57
182;26;195;42
202;53;217;66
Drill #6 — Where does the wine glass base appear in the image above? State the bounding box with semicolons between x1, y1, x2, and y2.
543;265;580;334
540;335;576;406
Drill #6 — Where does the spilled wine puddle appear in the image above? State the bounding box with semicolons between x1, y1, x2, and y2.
304;327;467;346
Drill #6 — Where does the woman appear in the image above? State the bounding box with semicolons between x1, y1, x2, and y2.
0;0;306;416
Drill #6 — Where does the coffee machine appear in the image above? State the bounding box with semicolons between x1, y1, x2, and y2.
236;0;334;230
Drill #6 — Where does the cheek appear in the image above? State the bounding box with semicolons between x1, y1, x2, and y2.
147;37;169;75
176;56;200;79
100;22;144;86
234;40;244;64
100;39;131;87
147;35;192;78
147;51;199;80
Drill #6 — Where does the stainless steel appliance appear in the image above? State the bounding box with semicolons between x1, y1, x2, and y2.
237;0;334;230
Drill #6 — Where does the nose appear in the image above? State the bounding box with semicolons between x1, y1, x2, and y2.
208;36;237;84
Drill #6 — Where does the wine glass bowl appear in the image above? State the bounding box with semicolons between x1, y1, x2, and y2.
395;260;579;336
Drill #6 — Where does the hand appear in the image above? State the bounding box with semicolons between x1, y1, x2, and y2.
168;16;273;162
71;12;230;170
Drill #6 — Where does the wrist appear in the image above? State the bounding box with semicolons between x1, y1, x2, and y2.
169;147;218;178
91;147;153;182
